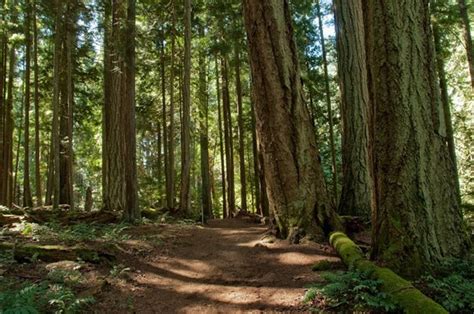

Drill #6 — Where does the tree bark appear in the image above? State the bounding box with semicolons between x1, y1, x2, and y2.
23;0;33;208
33;0;42;207
221;56;235;216
334;0;373;218
365;0;470;276
199;29;212;220
243;0;341;240
235;44;247;212
179;0;192;214
160;30;168;209
166;1;176;210
216;56;227;218
103;0;139;221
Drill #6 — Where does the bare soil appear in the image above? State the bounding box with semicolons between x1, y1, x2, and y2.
95;218;341;313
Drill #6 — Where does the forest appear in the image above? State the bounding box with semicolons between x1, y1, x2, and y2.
0;0;473;312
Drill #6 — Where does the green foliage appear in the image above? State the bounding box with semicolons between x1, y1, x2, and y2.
304;269;399;312
415;258;474;313
0;281;93;314
24;222;131;244
109;264;131;278
47;269;83;287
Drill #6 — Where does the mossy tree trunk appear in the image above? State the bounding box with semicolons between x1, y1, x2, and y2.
365;0;470;276
334;0;373;218
243;0;340;240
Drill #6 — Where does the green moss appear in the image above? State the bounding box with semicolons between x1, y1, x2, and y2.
311;260;335;271
329;232;448;314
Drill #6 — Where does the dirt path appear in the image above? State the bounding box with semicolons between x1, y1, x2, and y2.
96;218;341;313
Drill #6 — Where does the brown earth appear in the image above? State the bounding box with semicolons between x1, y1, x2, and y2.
95;218;341;313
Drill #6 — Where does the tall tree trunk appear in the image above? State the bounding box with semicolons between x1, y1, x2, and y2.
59;0;75;209
0;0;6;202
250;97;261;215
316;0;338;205
235;44;247;212
103;0;139;221
166;1;176;210
458;0;474;87
199;29;212;220
160;30;168;209
179;0;192;214
3;41;15;207
33;0;41;206
221;56;235;216
216;56;227;218
432;2;461;202
365;0;470;276
243;0;340;240
50;0;63;210
23;0;33;208
335;0;373;218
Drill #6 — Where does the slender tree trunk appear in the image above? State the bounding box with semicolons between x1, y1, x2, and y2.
103;0;139;221
1;2;14;207
431;4;461;202
458;0;474;87
250;97;261;215
365;0;470;276
335;0;373;218
234;44;247;212
216;56;227;218
0;0;6;201
221;56;235;216
160;30;168;209
316;0;338;205
243;0;341;240
33;0;41;207
167;1;176;210
199;30;212;220
23;0;33;208
179;0;192;214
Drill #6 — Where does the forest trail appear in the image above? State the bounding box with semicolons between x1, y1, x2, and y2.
96;218;341;313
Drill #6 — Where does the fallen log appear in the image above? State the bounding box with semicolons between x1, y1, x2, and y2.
0;242;115;264
0;214;22;226
329;232;447;314
24;209;119;225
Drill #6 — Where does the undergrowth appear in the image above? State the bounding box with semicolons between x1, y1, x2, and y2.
414;257;474;313
19;222;131;244
304;269;399;313
0;278;93;313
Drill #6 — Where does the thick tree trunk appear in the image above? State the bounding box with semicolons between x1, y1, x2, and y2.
216;56;227;218
335;0;373;218
179;0;192;214
243;0;341;240
316;0;338;205
365;0;470;276
221;57;235;216
23;0;33;208
235;44;247;212
458;0;474;87
103;0;139;221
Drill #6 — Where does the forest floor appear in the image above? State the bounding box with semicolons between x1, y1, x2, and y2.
96;218;342;313
1;214;344;313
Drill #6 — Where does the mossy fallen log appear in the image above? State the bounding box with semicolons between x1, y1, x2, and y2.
329;232;447;314
0;242;115;264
